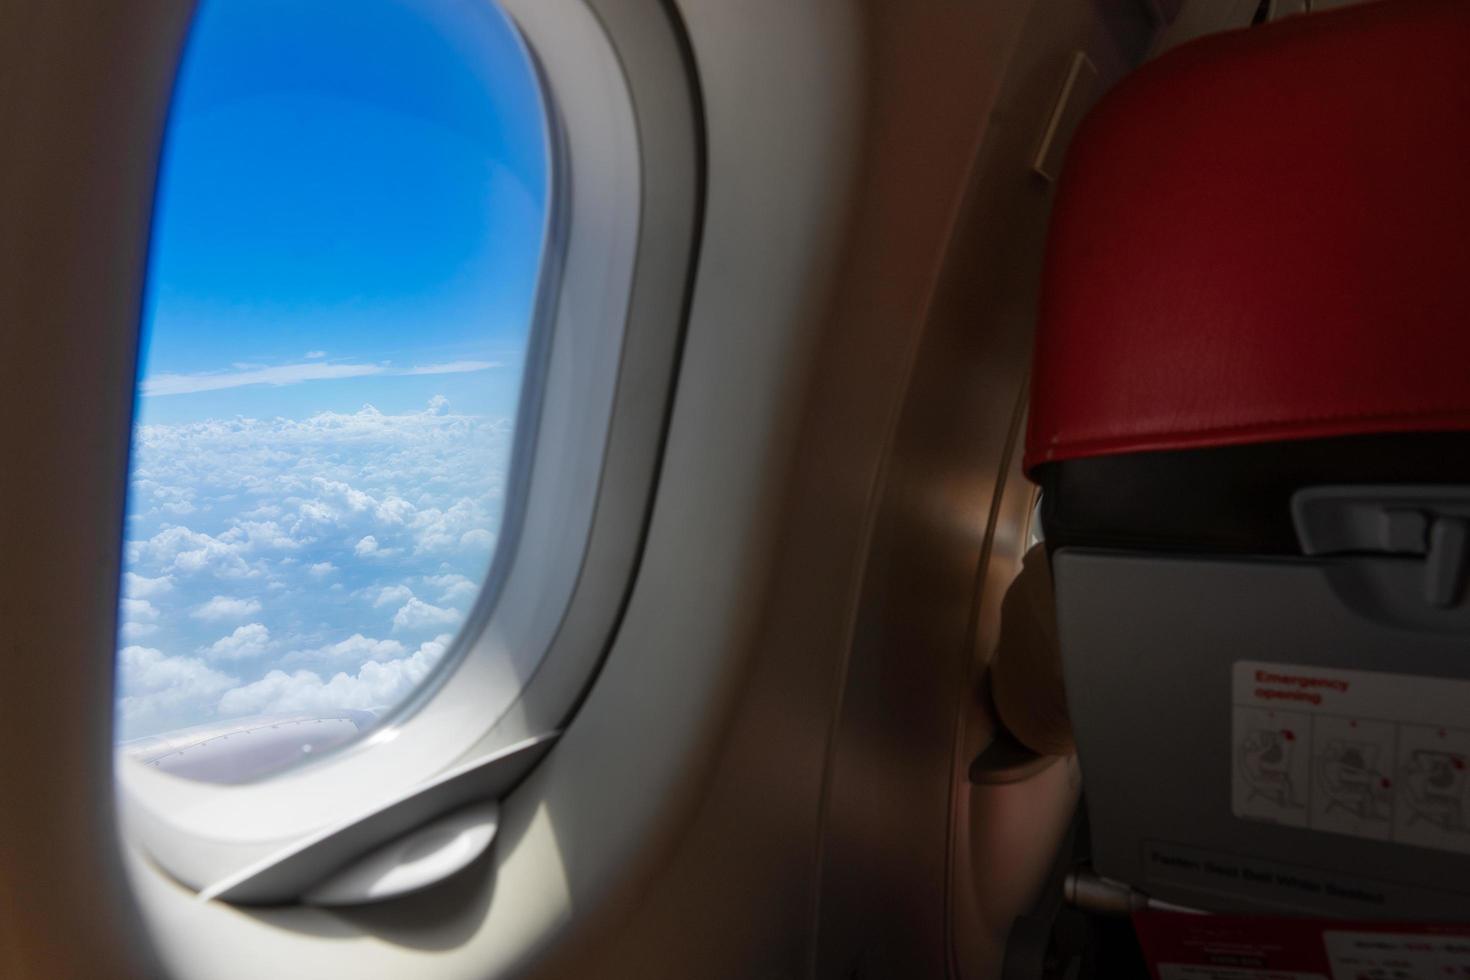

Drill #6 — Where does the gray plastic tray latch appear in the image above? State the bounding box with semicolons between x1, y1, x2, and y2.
1294;486;1470;611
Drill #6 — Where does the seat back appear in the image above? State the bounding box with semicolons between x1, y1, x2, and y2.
1028;0;1470;917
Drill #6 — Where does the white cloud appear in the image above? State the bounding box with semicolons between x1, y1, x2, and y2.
117;646;237;739
192;595;262;621
312;477;375;514
459;528;495;551
402;361;500;376
119;598;161;641
296;500;339;525
373;496;414;524
130;525;258;578
129;401;505;520
119;646;233;695
283;633;407;668
203;623;272;661
218;635;450;717
373;584;415;608
130;481;196;517
391;597;461;633
424;573;477;604
141;361;385;397
121;597;160;622
305;350;327;359
220;520;300;552
141;360;500;397
117;398;512;738
123;572;174;599
410;497;494;555
354;535;379;556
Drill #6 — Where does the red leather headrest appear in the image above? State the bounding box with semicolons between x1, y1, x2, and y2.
1024;0;1470;477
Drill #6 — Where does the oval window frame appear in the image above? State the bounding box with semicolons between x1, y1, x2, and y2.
117;0;704;899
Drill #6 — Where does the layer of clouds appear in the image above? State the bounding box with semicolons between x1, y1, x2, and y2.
202;623;272;661
141;359;500;397
425;573;476;604
218;635;450;718
372;584;415;608
127;402;508;559
121;597;160;622
391;597;461;633
192;595;263;621
121;622;160;641
116;399;505;741
403;360;500;376
143;361;384;396
124;572;174;599
120;598;161;641
281;633;407;669
129;525;260;579
117;645;239;736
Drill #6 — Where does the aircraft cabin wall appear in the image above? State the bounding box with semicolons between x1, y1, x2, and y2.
0;0;1380;978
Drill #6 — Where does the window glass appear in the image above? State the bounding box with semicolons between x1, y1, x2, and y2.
116;0;550;781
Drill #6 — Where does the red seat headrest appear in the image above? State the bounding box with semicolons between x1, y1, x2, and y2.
1024;0;1470;478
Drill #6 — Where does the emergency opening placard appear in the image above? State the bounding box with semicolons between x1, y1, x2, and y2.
1232;661;1470;854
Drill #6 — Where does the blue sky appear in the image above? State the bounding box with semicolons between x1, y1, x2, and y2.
138;0;546;424
116;0;548;744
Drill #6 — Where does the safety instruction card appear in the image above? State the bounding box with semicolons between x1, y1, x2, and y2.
1232;660;1470;854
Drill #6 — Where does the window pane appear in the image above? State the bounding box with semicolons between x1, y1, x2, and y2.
116;0;549;782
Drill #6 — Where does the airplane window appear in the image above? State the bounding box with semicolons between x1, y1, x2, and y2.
115;0;550;782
